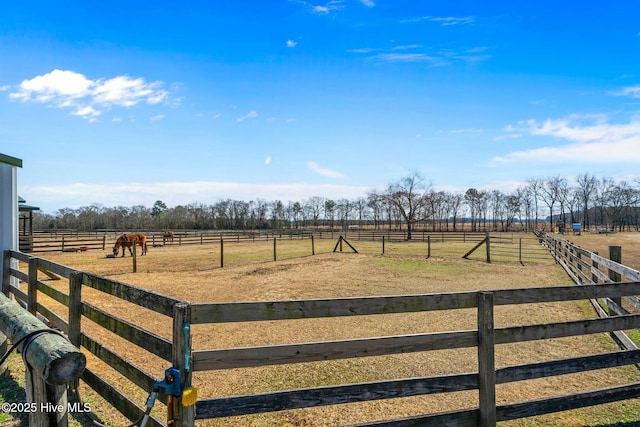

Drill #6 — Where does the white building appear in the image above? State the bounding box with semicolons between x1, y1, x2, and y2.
0;153;22;278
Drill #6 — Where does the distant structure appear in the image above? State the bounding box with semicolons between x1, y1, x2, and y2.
19;196;40;252
0;153;22;276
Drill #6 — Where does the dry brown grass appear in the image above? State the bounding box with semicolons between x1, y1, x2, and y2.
559;230;640;271
10;233;640;426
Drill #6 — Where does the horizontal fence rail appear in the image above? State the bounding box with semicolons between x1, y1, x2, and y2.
21;230;493;253
191;281;640;424
2;250;186;427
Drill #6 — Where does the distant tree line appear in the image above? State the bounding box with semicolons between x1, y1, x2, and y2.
29;172;640;238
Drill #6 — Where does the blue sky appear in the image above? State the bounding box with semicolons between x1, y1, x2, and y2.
2;1;640;213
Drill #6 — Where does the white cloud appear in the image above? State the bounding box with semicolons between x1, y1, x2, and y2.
286;39;298;48
7;69;171;120
354;45;490;66
359;0;375;7
494;115;640;164
612;84;640;98
0;85;11;91
403;16;475;26
150;114;165;121
368;53;449;66
307;162;346;179
392;44;422;50
309;0;344;14
72;106;100;122
22;181;372;213
236;110;258;122
265;156;272;166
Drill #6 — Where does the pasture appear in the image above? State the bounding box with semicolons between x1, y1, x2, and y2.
3;232;640;426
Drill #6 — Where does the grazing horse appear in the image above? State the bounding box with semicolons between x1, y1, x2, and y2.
163;231;174;245
113;233;148;257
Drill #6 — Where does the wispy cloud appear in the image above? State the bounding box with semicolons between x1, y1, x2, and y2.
307;161;346;178
352;44;491;66
493;114;640;163
611;84;640;98
359;0;375;7
236;110;258;122
291;0;345;15
369;53;449;66
402;16;475;26
150;114;165;121
392;44;422;50
313;1;344;14
8;69;170;121
265;156;272;166
286;39;298;48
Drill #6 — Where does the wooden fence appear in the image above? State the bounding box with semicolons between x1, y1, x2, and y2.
188;282;640;426
5;235;640;426
536;230;640;349
22;230;489;252
1;250;191;426
22;230;517;254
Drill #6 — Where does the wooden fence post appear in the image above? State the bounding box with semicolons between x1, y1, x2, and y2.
311;235;315;256
592;252;599;283
102;235;106;250
609;246;622;282
220;238;224;268
577;251;582;274
609;246;622;314
172;303;194;427
132;240;137;273
518;238;523;265
485;233;491;264
478;291;496;427
273;238;277;261
382;236;385;254
68;272;83;393
426;236;431;259
28;256;38;314
0;292;85;426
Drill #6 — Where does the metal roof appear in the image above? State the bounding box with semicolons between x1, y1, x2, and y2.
0;153;22;168
19;204;40;212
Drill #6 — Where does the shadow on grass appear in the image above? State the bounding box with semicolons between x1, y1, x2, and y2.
0;353;106;427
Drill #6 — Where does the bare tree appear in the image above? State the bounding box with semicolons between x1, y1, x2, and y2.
384;172;431;240
526;178;544;230
353;197;369;228
366;191;384;229
607;181;639;231
446;192;464;231
539;175;567;231
464;188;485;231
305;196;324;227
576;173;597;229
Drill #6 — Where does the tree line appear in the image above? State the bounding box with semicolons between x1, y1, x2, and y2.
29;172;640;238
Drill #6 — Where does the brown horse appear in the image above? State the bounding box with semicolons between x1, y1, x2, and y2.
163;230;174;244
113;233;148;257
